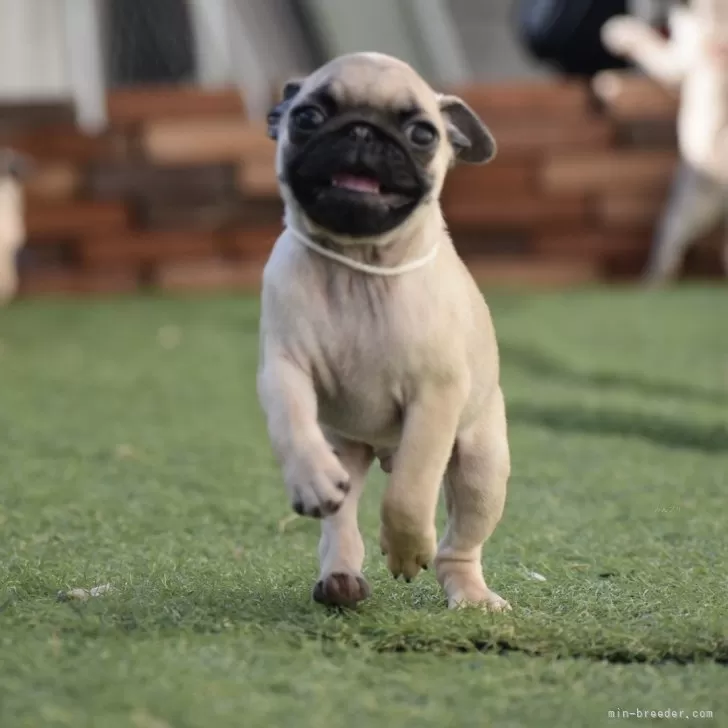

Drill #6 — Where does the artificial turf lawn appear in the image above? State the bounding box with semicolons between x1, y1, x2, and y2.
0;286;726;727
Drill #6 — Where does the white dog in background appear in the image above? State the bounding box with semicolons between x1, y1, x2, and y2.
0;149;30;304
598;0;728;281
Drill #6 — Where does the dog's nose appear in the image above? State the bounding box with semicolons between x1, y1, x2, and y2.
348;124;376;142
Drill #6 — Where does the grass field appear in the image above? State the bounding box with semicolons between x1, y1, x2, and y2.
1;286;726;727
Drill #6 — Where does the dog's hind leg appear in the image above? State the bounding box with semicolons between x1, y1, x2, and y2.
313;435;374;608
434;386;511;612
644;163;724;284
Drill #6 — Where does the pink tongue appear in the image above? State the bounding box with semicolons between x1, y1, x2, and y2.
332;174;380;194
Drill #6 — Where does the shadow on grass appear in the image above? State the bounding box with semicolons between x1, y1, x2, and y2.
500;342;728;406
44;584;728;666
508;401;728;454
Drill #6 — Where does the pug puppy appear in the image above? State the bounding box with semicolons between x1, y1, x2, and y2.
257;52;511;611
0;149;31;305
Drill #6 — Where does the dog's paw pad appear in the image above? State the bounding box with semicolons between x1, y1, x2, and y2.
313;573;371;609
285;449;350;519
322;499;343;514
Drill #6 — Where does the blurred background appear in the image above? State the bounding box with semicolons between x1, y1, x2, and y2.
0;0;721;299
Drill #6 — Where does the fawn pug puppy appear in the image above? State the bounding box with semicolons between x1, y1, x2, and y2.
257;52;511;611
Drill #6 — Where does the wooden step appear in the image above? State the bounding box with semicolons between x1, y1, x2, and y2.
451;80;592;118
616;120;677;150
592;71;678;121
17;241;76;271
465;256;599;288
452;232;530;258
236;199;285;225
532;231;652;257
138;199;244;231
25;201;130;238
225;225;281;260
541;151;678;193
5;126;129;164
489;116;615;153
236;159;279;199
80;231;219;266
155;258;264;292
596;192;667;229
0;100;76;134
445;194;589;229
19;269;139;297
442;155;537;205
88;162;236;201
24;164;82;202
142;119;271;165
107;85;245;126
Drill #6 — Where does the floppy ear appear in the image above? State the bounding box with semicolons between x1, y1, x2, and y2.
438;94;496;165
267;79;304;141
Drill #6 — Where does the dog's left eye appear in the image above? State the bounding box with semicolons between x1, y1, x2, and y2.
292;106;326;131
405;121;438;148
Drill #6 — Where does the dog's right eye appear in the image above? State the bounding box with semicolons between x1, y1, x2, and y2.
292;106;326;132
405;121;438;148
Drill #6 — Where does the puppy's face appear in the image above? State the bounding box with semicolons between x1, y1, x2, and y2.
268;53;496;240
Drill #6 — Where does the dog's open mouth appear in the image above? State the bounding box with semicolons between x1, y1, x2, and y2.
332;173;380;194
322;171;419;209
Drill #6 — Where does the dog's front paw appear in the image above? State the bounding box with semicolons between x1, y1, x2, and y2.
313;571;371;609
379;523;437;582
284;446;351;519
600;15;648;56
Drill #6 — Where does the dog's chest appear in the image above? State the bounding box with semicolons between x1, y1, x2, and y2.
310;280;417;446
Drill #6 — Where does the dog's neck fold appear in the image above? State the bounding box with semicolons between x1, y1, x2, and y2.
284;205;443;277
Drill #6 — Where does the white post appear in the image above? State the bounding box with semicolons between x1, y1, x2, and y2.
224;0;275;121
186;0;272;120
62;0;108;132
187;0;234;88
0;0;68;100
400;0;473;85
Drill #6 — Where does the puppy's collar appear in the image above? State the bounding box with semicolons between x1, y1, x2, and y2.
287;226;439;276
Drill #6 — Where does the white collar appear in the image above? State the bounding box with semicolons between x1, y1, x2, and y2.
287;225;439;277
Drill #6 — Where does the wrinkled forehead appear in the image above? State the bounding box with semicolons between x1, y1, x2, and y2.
301;54;440;117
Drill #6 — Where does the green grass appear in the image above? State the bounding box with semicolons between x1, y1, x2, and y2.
1;286;726;727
